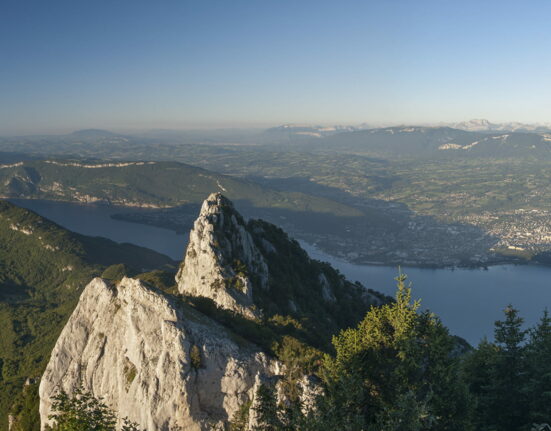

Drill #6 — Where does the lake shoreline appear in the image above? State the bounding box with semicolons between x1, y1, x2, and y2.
3;196;543;271
298;240;542;273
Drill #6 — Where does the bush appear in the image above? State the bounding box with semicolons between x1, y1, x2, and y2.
190;345;202;369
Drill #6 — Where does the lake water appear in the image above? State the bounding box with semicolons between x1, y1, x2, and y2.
11;199;551;345
301;242;551;345
10;199;188;261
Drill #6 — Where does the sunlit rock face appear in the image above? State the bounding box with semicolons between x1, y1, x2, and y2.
40;193;384;431
39;277;281;431
177;192;383;329
176;193;269;319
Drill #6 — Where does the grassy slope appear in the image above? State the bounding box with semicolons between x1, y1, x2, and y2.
0;200;174;430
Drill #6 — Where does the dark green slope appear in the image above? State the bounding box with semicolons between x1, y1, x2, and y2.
0;200;174;430
249;219;387;344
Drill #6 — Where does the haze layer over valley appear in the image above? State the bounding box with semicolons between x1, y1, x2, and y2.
3;121;551;267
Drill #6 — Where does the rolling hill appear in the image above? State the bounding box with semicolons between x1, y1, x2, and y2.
0;159;362;218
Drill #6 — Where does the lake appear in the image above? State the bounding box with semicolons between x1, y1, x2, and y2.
10;199;188;261
301;242;551;345
12;198;551;345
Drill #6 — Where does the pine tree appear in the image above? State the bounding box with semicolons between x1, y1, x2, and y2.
525;309;551;424
323;272;472;430
241;274;478;430
462;338;499;430
251;384;284;431
490;305;528;431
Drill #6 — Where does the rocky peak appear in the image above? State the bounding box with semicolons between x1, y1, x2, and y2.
176;193;385;338
176;193;268;319
39;276;281;430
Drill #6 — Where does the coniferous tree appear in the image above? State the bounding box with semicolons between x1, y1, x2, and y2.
251;384;284;431
462;338;499;430
322;273;472;430
525;309;551;425
490;305;528;431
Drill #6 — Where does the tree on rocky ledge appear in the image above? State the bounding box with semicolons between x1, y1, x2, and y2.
46;387;144;431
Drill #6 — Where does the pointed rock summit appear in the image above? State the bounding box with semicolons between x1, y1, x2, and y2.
177;192;383;328
176;193;268;318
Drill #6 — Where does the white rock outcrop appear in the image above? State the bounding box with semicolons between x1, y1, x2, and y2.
39;277;281;431
176;193;268;319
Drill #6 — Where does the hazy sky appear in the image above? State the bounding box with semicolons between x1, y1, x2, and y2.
2;0;551;134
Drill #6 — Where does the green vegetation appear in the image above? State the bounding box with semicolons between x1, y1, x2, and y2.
45;387;143;431
0;200;174;430
229;400;252;431
134;269;177;294
463;306;551;430
189;345;202;370
248;219;388;346
183;295;323;371
123;359;137;390
101;263;132;281
320;274;471;430
247;276;551;431
245;274;470;430
0;160;361;219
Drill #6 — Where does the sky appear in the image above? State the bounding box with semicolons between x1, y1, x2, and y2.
2;0;551;134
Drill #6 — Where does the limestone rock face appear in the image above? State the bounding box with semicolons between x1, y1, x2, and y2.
39;277;281;431
176;193;268;319
176;193;384;334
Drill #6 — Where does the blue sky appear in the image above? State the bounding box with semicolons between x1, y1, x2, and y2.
2;0;551;134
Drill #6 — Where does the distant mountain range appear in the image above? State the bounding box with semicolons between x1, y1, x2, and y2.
448;119;551;134
264;124;362;138
5;119;551;142
265;119;551;139
263;124;551;159
4;121;551;161
323;126;551;159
